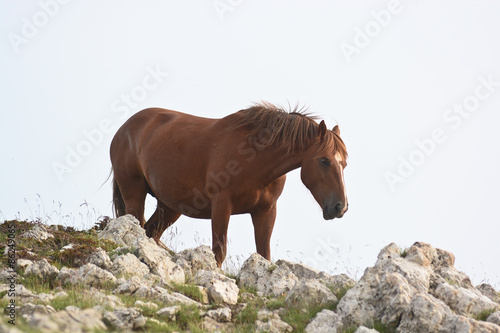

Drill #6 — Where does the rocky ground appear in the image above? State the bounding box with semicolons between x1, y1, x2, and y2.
1;215;499;332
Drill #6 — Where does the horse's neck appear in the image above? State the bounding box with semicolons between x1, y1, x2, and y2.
259;147;304;184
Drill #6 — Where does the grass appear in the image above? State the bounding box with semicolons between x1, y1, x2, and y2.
19;273;57;294
170;282;207;303
235;302;259;326
473;308;497;322
371;320;397;333
281;303;337;332
238;285;258;297
267;263;278;273
50;288;109;311
266;295;286;310
108;246;137;257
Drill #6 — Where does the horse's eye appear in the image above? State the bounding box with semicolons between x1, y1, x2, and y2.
319;157;330;166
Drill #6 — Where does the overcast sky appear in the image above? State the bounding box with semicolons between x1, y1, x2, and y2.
1;1;499;288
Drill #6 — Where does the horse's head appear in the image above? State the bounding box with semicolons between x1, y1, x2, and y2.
301;121;348;220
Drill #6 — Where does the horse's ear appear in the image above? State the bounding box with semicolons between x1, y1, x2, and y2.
318;120;327;140
332;125;340;135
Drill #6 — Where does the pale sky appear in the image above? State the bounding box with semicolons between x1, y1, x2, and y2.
1;1;499;288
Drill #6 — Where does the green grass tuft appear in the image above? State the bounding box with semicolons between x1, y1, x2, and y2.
266;295;286;310
170;282;206;303
281;303;337;332
473;308;497;322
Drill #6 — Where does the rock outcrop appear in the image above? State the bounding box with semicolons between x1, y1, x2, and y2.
2;216;499;333
334;242;500;332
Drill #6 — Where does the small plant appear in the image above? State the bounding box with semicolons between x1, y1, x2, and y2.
50;287;104;310
109;246;137;257
267;264;278;273
171;282;206;303
445;278;460;286
235;303;259;325
370;319;397;333
281;303;337;332
19;274;55;294
176;305;203;331
266;295;286;310
341;325;359;333
238;285;258;297
329;285;353;301
400;248;408;258
473;308;496;322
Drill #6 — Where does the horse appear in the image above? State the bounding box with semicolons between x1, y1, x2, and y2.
110;102;348;267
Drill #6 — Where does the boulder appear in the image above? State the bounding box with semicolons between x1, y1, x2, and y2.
194;270;239;305
397;293;454;333
17;259;34;269
19;303;56;320
111;253;150;277
487;311;500;326
24;259;59;280
20;224;54;241
264;265;299;297
478;284;500;304
56;267;79;285
206;307;232;322
431;281;499;317
175;245;218;277
77;263;117;287
134;236;185;283
160;291;203;307
28;308;106;333
285;279;337;307
115;276;146;294
134;300;158;309
305;309;343;333
98;214;145;247
57;264;117;288
237;253;297;297
337;242;500;333
337;243;431;327
237;253;272;289
238;253;351;298
81;289;123;309
255;309;293;333
103;308;146;330
277;259;355;290
157;305;181;321
88;248;113;270
202;316;231;332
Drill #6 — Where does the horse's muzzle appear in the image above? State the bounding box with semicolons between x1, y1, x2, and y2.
323;201;348;220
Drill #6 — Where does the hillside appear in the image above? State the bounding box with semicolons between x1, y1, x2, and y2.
1;216;499;332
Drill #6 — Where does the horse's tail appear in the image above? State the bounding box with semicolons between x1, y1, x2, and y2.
113;175;126;218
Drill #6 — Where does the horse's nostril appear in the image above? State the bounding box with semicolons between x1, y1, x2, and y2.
334;202;343;214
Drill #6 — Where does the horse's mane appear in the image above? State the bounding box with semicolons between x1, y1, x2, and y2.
225;102;348;159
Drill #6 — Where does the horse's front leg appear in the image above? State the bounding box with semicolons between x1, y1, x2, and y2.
211;198;231;267
251;204;277;261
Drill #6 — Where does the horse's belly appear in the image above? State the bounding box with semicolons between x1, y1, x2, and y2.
158;188;261;220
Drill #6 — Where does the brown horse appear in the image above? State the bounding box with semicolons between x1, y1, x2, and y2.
110;102;348;267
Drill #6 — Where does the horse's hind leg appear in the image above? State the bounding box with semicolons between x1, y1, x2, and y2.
145;201;181;245
114;174;148;227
